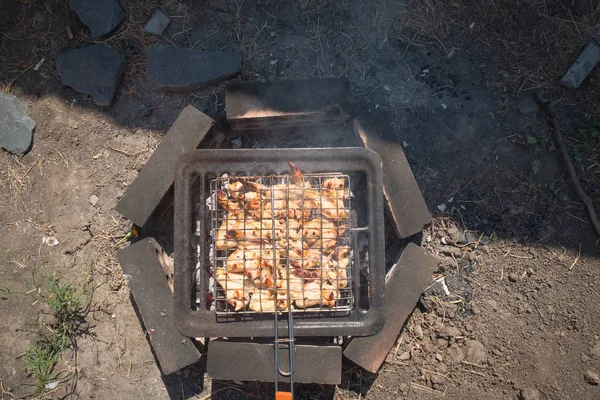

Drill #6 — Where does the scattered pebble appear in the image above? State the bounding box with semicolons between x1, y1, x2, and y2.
446;347;464;362
230;136;242;148
399;383;408;393
90;194;99;206
519;388;540;400
585;370;600;385
383;85;391;92
437;203;447;212
435;353;443;362
398;351;411;361
444;326;462;338
581;353;590;363
414;324;424;340
508;273;519;283
42;236;59;246
466;340;486;364
430;374;446;386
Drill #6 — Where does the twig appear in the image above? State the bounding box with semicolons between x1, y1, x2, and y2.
569;244;581;270
535;95;600;237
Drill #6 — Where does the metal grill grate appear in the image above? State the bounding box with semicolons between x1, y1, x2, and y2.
209;172;354;315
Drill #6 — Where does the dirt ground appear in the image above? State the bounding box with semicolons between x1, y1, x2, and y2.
1;0;600;399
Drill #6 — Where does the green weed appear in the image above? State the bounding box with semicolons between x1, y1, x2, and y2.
25;279;85;390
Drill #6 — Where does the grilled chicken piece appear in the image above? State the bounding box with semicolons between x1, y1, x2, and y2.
226;248;279;282
294;281;338;308
215;269;257;311
248;290;289;312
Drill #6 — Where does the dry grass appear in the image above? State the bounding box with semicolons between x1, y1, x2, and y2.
393;0;598;97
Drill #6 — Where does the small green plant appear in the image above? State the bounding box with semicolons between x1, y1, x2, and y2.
25;279;84;391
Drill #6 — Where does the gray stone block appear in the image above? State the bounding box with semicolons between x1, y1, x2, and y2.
0;94;35;156
70;0;124;39
147;44;241;92
115;105;214;226
343;243;438;373
57;45;125;106
559;42;600;89
208;340;341;384
144;9;170;36
353;110;432;239
117;238;201;375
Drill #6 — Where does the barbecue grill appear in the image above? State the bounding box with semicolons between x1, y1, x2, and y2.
173;147;385;338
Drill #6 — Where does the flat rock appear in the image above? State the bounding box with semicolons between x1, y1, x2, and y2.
146;44;241;92
0;94;35;156
70;0;124;39
57;45;125;106
144;9;170;36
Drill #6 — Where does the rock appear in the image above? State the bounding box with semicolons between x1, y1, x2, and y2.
57;45;125;106
559;43;600;89
146;44;241;92
414;324;424;340
70;0;125;39
435;353;443;362
446;347;464;362
508;273;519;283
590;343;600;358
581;354;590;363
444;326;462;338
230;136;242;149
466;340;486;364
144;9;170;36
90;194;99;206
585;370;600;385
430;374;446;386
517;95;538;120
399;383;408;393
436;363;447;374
519;388;540;400
0;94;35;156
398;351;411;361
138;103;153;118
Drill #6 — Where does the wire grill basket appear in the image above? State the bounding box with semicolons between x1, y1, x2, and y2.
209;173;354;315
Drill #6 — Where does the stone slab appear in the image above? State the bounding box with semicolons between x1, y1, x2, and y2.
343;243;438;373
226;78;351;131
117;238;201;375
147;44;241;92
207;340;341;384
57;44;125;106
353;110;431;238
70;0;124;39
559;42;600;89
115;105;214;226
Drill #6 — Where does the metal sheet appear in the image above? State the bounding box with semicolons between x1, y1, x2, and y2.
117;238;201;375
343;243;437;373
207;340;341;384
